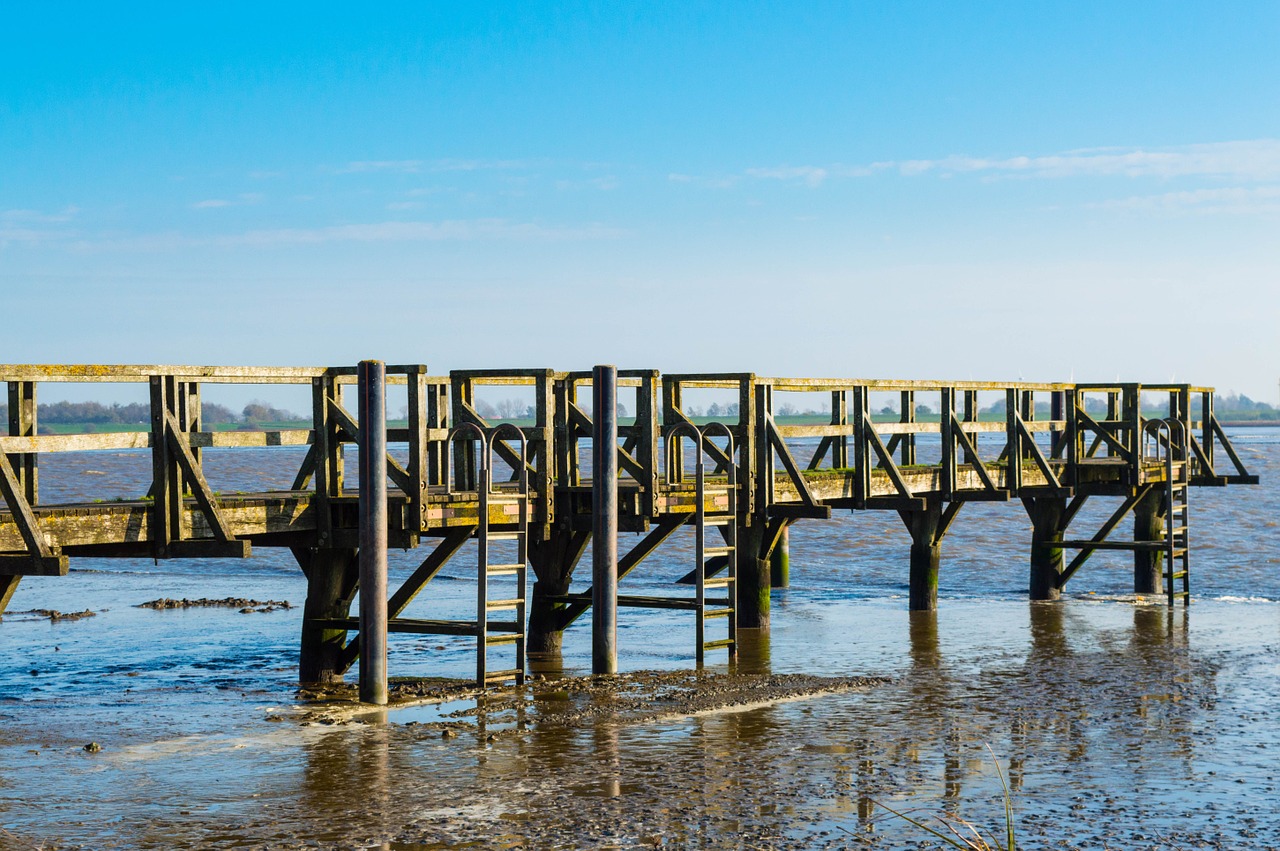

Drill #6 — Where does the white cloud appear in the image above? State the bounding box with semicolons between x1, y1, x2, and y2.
1095;185;1280;214
192;199;232;209
1;206;79;224
337;160;424;174
0;206;79;246
746;166;830;187
743;140;1280;186
55;219;626;252
228;219;623;246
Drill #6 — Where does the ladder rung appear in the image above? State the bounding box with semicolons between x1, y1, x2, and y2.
702;638;735;650
486;531;525;542
705;517;735;527
703;546;735;558
705;607;735;618
485;598;525;611
486;563;525;574
482;634;522;646
705;576;736;587
483;668;523;682
1165;571;1189;580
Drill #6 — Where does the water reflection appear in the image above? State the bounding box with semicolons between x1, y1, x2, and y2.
0;600;1240;848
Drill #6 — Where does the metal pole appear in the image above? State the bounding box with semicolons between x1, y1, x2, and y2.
358;359;389;705
592;364;618;675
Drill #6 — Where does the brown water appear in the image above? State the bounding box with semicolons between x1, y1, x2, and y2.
2;428;1278;848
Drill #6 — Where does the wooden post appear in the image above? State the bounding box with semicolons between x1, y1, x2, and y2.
1025;497;1066;601
592;365;618;675
358;360;388;705
1133;487;1164;595
297;547;360;684
737;380;770;629
7;381;37;505
902;500;943;611
770;524;790;588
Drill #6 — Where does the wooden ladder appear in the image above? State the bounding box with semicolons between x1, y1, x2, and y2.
1161;425;1192;606
676;422;739;665
475;424;529;686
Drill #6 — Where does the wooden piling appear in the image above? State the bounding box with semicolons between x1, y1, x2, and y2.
357;360;389;705
527;524;590;654
1133;488;1164;595
1025;497;1066;601
592;365;618;675
297;547;360;684
770;525;790;588
902;501;943;611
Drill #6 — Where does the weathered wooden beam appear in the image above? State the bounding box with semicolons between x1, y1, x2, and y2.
553;516;686;630
163;410;236;542
862;412;915;498
0;575;20;615
297;547;360;684
1056;487;1151;587
326;394;417;497
766;414;821;508
0;554;67;576
0;450;57;560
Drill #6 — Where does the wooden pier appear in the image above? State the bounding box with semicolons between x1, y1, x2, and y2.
0;364;1259;693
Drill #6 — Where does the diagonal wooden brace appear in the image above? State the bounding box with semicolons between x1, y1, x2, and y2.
0;451;66;575
163;409;237;542
327;395;417;496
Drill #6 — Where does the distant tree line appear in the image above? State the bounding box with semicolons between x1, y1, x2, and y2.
2;392;1274;428
0;400;302;426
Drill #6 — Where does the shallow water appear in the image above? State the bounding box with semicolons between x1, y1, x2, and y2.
1;428;1278;848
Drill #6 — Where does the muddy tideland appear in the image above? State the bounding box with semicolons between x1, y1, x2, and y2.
2;428;1280;848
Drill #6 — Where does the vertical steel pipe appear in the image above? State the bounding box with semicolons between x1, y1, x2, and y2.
358;359;389;705
592;364;618;675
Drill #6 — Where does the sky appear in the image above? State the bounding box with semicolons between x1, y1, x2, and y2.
2;2;1279;405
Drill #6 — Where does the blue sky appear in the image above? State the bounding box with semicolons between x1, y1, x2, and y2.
3;2;1279;404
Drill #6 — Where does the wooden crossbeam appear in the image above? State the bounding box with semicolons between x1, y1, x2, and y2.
0;554;67;576
1014;414;1064;490
0;451;57;559
554;516;686;630
665;409;733;470
936;501;963;544
1075;409;1131;459
163;410;236;542
949;411;1002;493
456;399;536;479
766;414;820;508
339;527;473;671
568;400;647;481
861;413;914;498
1210;416;1253;479
326;396;416;496
290;442;319;491
1056;487;1150;588
806;436;832;470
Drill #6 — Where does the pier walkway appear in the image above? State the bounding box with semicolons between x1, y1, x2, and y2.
0;365;1258;690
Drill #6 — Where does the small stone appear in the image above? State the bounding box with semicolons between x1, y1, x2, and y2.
441;728;457;739
83;742;101;753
